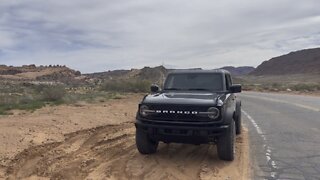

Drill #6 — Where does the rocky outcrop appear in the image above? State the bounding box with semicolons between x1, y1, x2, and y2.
251;48;320;75
0;64;83;84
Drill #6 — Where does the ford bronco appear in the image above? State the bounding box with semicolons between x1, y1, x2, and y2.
135;69;242;161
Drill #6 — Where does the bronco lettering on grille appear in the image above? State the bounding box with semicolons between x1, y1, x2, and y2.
155;110;198;115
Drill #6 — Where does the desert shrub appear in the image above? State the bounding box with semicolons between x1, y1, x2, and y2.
15;101;46;111
0;104;12;115
0;82;129;115
101;80;151;92
290;84;320;92
0;95;18;105
33;84;49;93
41;86;66;101
0;97;46;115
19;95;35;104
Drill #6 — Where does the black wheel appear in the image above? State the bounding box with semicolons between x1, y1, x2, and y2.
135;128;158;154
235;100;242;135
217;120;235;161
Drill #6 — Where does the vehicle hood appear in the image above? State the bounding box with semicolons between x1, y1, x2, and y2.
142;91;225;106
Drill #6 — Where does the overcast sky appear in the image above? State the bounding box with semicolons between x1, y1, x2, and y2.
0;0;320;73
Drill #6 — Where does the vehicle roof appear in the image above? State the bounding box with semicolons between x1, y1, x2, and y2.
167;69;231;75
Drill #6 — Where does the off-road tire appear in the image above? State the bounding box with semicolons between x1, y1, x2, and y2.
217;120;235;161
235;100;242;135
136;128;159;154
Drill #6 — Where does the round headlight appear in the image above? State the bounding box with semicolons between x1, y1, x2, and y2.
207;107;219;119
139;105;149;117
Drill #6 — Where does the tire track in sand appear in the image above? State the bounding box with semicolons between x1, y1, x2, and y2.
5;122;250;180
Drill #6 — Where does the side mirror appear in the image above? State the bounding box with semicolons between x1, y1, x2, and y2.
150;84;160;93
230;84;242;93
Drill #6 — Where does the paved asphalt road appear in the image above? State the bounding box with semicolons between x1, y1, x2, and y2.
239;92;320;180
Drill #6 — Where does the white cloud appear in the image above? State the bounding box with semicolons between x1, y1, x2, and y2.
0;0;320;72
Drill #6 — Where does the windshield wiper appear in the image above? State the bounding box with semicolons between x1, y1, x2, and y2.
187;88;212;91
163;88;183;90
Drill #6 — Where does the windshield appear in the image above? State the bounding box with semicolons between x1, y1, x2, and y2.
164;73;223;91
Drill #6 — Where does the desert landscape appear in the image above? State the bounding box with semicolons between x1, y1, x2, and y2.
0;94;249;180
2;1;320;178
0;47;319;179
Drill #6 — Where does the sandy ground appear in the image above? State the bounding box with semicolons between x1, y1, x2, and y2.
0;94;250;180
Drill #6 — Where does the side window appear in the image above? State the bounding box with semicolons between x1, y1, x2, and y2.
228;74;233;85
225;75;229;90
225;74;232;90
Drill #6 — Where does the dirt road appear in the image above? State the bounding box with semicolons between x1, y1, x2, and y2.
0;94;250;180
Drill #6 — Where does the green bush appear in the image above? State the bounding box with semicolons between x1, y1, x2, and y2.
0;90;47;115
41;86;66;101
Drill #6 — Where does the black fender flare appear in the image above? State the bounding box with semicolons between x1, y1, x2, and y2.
234;100;242;134
234;100;241;120
223;106;235;125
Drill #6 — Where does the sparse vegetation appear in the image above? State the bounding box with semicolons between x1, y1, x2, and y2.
41;86;66;101
290;84;320;92
2;63;317;116
242;83;320;93
101;79;151;93
0;82;128;115
0;100;45;115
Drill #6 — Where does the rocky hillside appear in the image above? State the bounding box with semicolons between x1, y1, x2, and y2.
0;64;83;83
251;48;320;76
86;65;254;85
0;63;260;86
86;66;168;84
220;66;255;76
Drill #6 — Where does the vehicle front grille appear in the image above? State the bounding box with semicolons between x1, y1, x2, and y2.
146;104;219;122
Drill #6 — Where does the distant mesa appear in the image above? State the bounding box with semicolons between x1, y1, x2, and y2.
251;47;320;76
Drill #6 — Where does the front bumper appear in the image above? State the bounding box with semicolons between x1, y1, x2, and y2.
135;118;229;144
